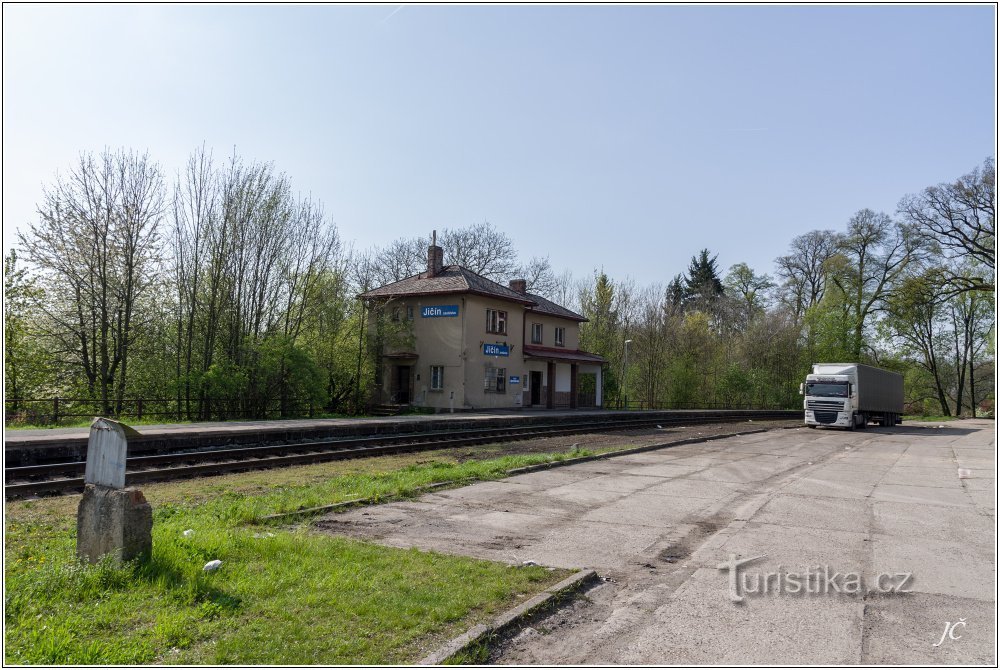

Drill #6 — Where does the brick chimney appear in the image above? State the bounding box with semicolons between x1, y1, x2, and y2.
509;278;527;294
427;230;444;277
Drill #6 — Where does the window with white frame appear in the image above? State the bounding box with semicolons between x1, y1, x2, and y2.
484;366;506;393
531;323;543;344
430;365;444;391
555;326;566;347
486;309;507;334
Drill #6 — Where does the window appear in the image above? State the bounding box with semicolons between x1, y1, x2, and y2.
391;307;401;322
555;327;566;347
484;366;506;393
486;309;507;334
430;366;444;391
531;323;543;344
406;306;414;320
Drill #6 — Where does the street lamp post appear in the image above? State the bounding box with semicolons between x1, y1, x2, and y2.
623;339;633;410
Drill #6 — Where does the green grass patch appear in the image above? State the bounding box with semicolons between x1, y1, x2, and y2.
5;448;587;664
903;415;962;422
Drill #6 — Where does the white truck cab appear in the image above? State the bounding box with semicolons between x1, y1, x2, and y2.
802;372;857;429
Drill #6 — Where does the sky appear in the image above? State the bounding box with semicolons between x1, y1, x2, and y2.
3;4;996;288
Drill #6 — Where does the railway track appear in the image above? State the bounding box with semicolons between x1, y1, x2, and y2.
5;411;796;498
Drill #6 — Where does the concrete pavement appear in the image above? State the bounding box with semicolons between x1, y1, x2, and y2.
317;420;997;664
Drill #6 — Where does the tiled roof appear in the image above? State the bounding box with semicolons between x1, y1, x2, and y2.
359;265;537;306
523;345;606;364
525;292;587;322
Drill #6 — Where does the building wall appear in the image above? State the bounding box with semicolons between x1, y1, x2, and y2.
461;293;528;410
524;312;581;350
374;293;601;411
380;296;465;409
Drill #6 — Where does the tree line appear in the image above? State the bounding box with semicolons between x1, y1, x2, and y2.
4;148;994;423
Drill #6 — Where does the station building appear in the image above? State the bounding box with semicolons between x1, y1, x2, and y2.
359;242;606;411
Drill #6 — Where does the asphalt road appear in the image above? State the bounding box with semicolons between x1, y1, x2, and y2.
318;420;997;664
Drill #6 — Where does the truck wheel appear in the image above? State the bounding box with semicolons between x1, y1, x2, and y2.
861;414;868;429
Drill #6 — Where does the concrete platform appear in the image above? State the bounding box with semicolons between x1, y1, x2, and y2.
3;408;798;465
317;419;996;665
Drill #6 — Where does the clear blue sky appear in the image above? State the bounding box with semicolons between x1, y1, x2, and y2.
3;4;996;287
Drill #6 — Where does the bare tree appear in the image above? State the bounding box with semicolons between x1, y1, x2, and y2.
371;237;425;285
170;148;340;418
439;222;519;279
774;230;841;320
371;222;522;285
828;209;925;359
517;255;559;297
898;158;995;293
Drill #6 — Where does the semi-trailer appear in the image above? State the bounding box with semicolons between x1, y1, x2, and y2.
801;363;904;430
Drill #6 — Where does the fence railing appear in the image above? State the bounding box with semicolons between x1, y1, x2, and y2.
609;400;798;411
6;396;800;427
4;397;328;426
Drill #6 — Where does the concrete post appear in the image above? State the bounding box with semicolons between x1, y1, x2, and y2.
76;418;152;564
570;364;579;409
546;362;555;409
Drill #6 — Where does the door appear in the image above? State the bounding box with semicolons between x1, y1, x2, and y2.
395;366;410;404
530;371;542;406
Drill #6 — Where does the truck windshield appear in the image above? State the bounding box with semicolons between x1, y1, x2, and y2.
806;382;848;398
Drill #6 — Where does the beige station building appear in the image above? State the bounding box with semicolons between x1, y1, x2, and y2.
359;242;606;411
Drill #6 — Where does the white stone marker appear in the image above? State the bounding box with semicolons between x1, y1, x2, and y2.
84;418;139;488
77;418;152;564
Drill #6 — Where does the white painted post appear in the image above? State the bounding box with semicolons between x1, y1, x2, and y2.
84;418;140;489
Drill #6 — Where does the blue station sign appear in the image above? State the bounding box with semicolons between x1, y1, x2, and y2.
483;343;510;357
509;375;521;384
421;305;459;318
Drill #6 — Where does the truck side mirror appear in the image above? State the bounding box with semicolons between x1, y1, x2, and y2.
798;383;804;395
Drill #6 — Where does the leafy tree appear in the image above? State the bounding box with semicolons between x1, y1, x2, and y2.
18;149;166;415
4;250;45;411
880;270;953;414
724;262;775;330
827;209;925;359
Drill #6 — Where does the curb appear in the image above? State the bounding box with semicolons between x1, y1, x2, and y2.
257;425;787;523
257;481;464;523
418;568;600;665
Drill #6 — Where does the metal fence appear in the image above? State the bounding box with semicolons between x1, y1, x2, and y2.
4;397;326;426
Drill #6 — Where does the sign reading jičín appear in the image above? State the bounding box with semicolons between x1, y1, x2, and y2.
421;305;459;318
484;343;509;357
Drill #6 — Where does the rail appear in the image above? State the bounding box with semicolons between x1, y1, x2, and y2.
4;410;798;498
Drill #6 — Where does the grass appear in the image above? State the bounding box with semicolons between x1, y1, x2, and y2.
903;414;963;422
5;446;591;664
